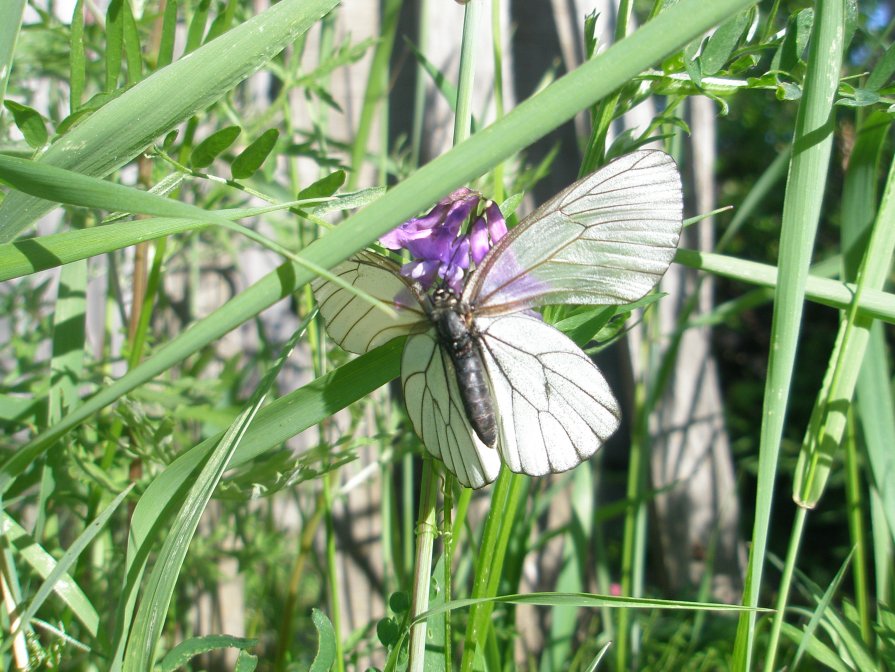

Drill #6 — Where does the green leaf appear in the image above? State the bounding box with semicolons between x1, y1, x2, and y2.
105;0;124;90
231;128;279;179
836;88;881;107
157;0;177;69
735;0;846;664
0;2;26;107
190;125;242;168
699;8;754;76
310;609;337;672
9;485;133;643
69;0;86;110
3;100;48;148
776;81;802;101
235;650;259;672
389;591;411;615
0;154;233;226
866;40;895;91
377;617;401;647
770;8;813;73
157;635;258;672
299;170;347;201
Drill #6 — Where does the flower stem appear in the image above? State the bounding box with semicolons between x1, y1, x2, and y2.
408;461;438;671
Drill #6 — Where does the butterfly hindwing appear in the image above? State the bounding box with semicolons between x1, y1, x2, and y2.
310;252;428;354
476;314;621;476
401;331;502;488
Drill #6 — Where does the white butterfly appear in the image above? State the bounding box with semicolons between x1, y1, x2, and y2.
312;150;683;488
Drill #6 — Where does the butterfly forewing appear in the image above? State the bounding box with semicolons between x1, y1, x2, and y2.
476;314;621;476
464;150;682;314
310;252;428;354
402;331;502;488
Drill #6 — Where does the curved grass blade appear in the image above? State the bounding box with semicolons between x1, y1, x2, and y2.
0;0;338;241
119;315;314;670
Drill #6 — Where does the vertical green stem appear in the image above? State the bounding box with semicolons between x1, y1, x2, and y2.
844;414;872;645
489;0;505;201
348;0;402;190
323;471;345;672
617;366;648;671
453;0;482;146
408;462;439;671
410;0;430;168
443;476;454;670
733;0;844;666
762;506;808;672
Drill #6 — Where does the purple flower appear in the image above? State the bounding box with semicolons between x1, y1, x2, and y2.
381;188;507;294
380;188;480;262
469;201;507;265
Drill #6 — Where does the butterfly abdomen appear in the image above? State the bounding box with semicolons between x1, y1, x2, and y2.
432;306;498;448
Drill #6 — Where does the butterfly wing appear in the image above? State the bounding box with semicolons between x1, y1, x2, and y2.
402;331;502;488
476;314;620;476
311;252;429;354
464;150;683;315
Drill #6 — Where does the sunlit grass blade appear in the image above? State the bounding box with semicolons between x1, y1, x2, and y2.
734;0;846;667
0;1;26;104
459;471;528;672
675;249;895;323
4;484;133;653
110;337;401;668
0;0;339;240
119;314;314;671
0;512;100;637
793;150;895;506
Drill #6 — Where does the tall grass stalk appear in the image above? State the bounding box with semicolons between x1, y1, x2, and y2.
733;0;845;667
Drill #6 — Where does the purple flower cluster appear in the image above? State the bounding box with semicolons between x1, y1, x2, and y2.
380;188;507;295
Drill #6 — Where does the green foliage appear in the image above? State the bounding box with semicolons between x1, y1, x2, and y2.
1;0;894;670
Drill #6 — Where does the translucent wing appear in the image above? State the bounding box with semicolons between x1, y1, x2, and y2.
311;252;428;354
402;331;502;488
476;314;621;476
464;150;682;315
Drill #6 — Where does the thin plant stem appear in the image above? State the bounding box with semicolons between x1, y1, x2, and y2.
617;353;648;672
763;506;808;672
408;462;439;671
348;0;401;190
844;413;872;645
323;471;345;672
453;0;481;146
733;0;845;664
443;476;454;670
489;0;505;201
410;0;430;169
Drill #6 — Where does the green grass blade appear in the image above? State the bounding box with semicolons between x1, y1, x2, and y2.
734;0;846;666
0;512;100;637
8;485;133;647
0;154;233;226
69;0;86;111
793;137;895;506
0;0;26;105
0;0;338;241
119;315;313;671
109;337;401;667
675;248;895;323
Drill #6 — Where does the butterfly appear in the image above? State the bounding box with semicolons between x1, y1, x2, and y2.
312;150;683;488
